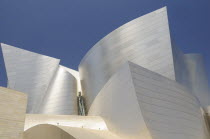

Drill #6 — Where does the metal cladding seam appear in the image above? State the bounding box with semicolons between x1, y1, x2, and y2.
38;65;78;115
79;7;175;111
88;62;209;139
1;43;60;113
1;43;78;115
172;44;210;112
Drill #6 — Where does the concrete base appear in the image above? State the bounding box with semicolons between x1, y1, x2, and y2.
0;87;27;139
24;124;75;139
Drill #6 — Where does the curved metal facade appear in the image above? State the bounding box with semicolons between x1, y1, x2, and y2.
88;62;209;139
184;54;210;111
0;6;210;139
172;44;210;112
1;43;60;113
79;7;175;110
1;44;78;115
129;62;208;139
39;66;78;115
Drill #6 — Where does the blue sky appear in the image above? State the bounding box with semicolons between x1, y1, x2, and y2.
0;0;209;86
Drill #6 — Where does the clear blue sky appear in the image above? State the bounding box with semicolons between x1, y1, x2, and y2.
0;0;209;87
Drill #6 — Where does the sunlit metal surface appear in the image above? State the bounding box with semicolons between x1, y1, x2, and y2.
88;62;209;139
0;6;210;139
172;44;210;112
129;62;208;139
79;7;175;110
1;43;60;113
1;44;78;115
61;66;82;94
184;54;210;112
38;65;78;115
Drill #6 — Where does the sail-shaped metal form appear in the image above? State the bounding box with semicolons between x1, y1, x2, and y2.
79;7;176;110
1;44;78;115
172;44;210;112
88;62;209;139
79;7;210;113
0;6;209;139
38;65;78;115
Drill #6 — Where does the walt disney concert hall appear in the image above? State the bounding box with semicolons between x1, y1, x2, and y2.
0;7;210;139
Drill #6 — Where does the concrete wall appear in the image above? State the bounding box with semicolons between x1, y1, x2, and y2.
24;114;108;131
24;124;121;139
0;87;27;139
23;115;120;139
24;124;75;139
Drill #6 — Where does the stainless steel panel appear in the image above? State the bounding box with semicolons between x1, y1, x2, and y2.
172;44;210;112
89;62;208;139
1;44;78;115
39;65;78;115
1;43;60;113
184;54;210;111
79;7;175;110
129;61;207;139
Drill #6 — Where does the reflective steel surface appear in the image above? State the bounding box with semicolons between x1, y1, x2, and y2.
172;44;210;112
79;7;175;110
129;62;206;139
0;6;210;138
39;65;78;115
1;44;78;115
89;62;209;139
1;43;60;113
184;54;210;111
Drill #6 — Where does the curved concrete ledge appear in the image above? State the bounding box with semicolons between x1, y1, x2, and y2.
24;124;121;139
24;124;76;139
24;114;108;131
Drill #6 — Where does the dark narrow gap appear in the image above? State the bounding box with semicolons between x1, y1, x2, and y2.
77;92;86;116
0;45;7;87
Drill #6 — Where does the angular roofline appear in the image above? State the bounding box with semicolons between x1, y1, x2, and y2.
79;6;167;66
